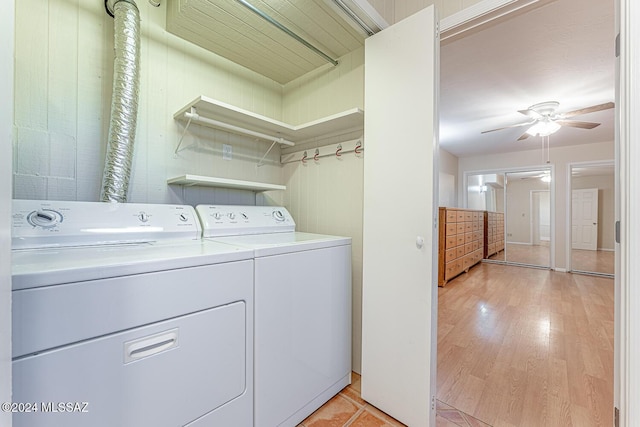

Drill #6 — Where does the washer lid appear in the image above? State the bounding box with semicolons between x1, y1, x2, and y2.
210;231;351;257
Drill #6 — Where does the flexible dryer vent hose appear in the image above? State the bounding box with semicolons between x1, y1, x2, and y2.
101;0;140;203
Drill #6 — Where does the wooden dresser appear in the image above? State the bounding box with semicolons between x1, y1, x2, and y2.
484;211;505;258
438;207;484;287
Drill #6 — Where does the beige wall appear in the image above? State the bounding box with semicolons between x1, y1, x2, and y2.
439;148;459;207
573;174;615;250
13;0;284;206
458;141;615;269
282;48;364;124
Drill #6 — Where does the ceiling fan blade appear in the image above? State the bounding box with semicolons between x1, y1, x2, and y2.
556;120;601;129
481;121;535;134
562;102;615;118
517;131;530;141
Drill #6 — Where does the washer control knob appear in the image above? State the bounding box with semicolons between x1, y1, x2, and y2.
241;213;248;220
228;212;236;220
138;212;149;223
272;210;285;222
27;209;61;228
213;212;222;220
179;213;188;222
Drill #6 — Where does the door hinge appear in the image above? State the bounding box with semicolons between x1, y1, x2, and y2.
431;395;436;410
615;406;620;427
616;220;621;244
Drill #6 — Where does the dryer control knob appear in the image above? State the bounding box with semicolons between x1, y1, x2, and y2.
213;212;222;220
138;212;149;223
272;210;285;222
228;212;236;220
179;213;188;222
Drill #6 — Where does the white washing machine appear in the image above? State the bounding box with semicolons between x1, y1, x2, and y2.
11;200;254;427
196;205;352;427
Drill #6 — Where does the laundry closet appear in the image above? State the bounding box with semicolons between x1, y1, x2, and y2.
9;0;374;426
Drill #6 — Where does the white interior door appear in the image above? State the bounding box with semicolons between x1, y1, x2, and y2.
531;190;550;244
572;188;599;250
361;6;438;427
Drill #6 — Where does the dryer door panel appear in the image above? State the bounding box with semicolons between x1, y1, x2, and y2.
12;260;252;358
13;301;250;427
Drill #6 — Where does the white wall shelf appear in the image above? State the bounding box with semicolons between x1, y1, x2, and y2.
167;174;286;192
174;96;364;148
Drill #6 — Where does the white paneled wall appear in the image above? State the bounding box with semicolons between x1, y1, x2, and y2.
14;0;284;205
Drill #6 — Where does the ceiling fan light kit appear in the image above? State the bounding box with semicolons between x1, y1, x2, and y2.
525;119;561;137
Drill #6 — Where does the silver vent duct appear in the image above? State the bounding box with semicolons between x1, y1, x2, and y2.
101;0;141;203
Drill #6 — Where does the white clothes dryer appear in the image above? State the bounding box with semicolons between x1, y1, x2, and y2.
11;200;254;427
196;205;352;427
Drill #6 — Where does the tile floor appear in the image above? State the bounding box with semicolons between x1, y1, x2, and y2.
299;372;490;427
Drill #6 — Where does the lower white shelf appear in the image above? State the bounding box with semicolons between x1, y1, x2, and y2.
167;175;286;192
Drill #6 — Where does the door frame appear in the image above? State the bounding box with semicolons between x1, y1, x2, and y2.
616;0;639;424
565;160;614;272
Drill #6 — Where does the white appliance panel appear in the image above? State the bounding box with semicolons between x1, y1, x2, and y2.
197;204;295;236
254;245;352;427
12;200;202;249
12;260;252;358
13;302;249;427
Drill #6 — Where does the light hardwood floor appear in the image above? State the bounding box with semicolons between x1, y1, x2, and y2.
437;263;614;427
572;249;615;275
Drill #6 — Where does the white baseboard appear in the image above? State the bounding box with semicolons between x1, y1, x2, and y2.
554;267;567;273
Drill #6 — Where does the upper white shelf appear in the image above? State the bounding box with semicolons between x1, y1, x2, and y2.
167;175;286;192
174;96;364;146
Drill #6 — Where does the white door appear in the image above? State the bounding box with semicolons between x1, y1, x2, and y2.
361;6;439;427
572;188;599;250
531;190;550;244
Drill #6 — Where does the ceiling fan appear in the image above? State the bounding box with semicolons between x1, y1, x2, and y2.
482;101;615;141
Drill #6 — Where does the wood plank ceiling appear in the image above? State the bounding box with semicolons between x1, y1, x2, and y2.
167;0;366;84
